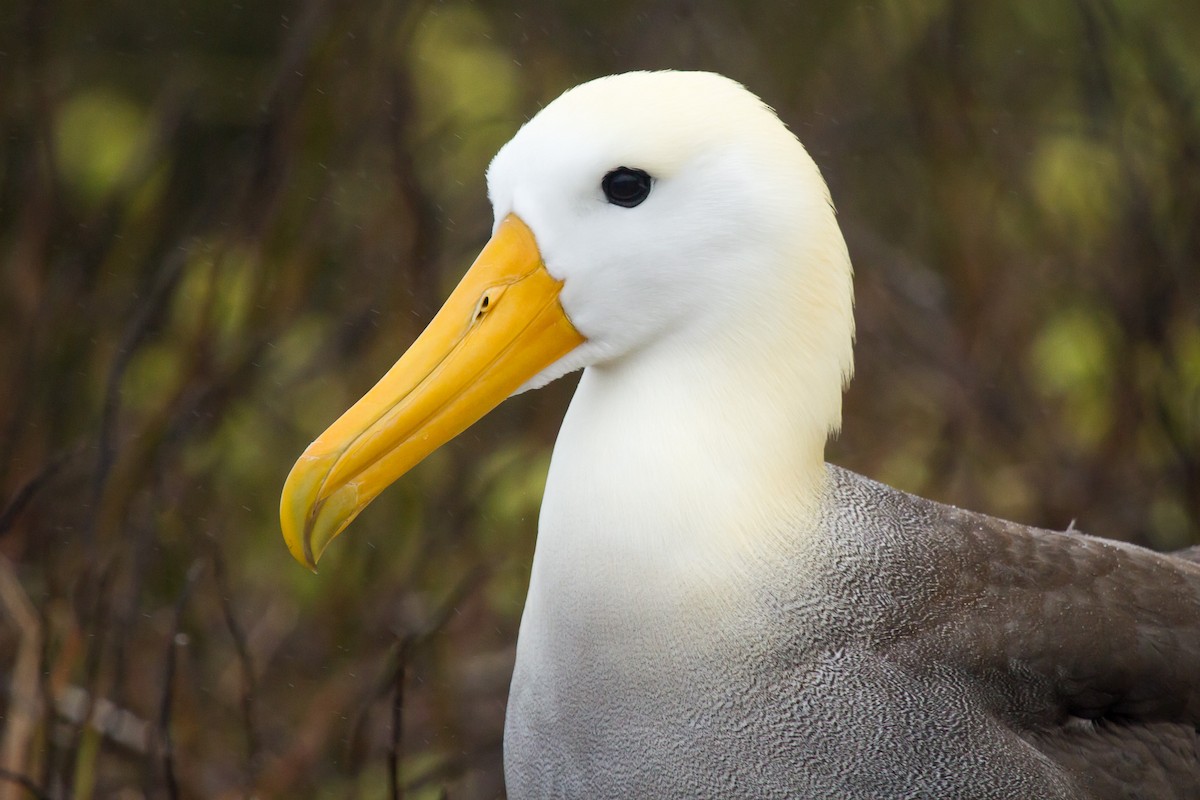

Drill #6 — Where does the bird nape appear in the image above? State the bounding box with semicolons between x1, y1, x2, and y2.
280;71;1200;799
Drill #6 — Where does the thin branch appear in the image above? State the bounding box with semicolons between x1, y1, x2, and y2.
387;565;486;800
60;557;120;798
157;560;204;800
387;638;409;800
210;544;260;768
52;685;149;754
0;447;78;539
87;246;191;549
0;557;43;800
0;769;50;800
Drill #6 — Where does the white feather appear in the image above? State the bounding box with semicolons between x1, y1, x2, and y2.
485;71;855;637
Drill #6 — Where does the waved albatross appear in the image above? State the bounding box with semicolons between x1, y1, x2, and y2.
280;71;1200;799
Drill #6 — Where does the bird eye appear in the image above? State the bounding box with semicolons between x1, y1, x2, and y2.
601;167;653;208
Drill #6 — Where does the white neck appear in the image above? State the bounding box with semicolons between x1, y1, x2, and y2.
520;191;856;653
527;309;846;638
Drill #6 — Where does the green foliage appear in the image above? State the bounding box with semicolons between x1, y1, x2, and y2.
411;4;522;189
1030;137;1122;244
55;88;149;207
1030;306;1116;448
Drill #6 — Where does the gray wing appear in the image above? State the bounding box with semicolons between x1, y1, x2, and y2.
918;501;1200;799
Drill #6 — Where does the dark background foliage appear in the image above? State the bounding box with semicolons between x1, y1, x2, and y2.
1;1;1197;797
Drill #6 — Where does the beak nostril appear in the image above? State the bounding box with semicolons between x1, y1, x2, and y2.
281;212;578;568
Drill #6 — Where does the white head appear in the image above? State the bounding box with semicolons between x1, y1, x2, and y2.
488;71;854;444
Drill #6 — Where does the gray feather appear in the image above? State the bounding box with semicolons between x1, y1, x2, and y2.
504;466;1200;799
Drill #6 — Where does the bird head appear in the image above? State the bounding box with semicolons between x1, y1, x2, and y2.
280;71;852;569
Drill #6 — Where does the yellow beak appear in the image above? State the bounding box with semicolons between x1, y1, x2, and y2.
280;214;585;569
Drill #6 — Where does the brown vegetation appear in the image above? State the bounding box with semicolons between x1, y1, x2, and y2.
0;1;1197;797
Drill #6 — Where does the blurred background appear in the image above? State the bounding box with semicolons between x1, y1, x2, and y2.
1;0;1198;797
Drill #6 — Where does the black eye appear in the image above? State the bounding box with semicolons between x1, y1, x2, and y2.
601;167;653;208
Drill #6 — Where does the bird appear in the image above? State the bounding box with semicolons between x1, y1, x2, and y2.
280;71;1200;799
